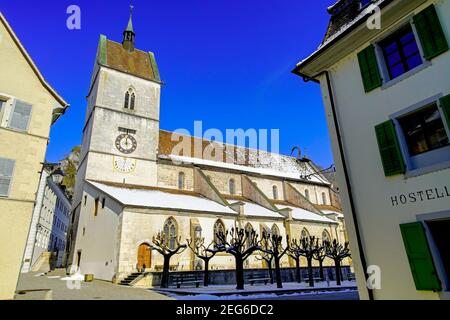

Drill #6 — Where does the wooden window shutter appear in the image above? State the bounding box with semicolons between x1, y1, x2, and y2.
357;45;382;92
413;4;449;60
375;120;405;176
400;222;441;291
440;94;450;129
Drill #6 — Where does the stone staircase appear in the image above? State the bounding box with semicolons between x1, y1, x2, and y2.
119;272;145;286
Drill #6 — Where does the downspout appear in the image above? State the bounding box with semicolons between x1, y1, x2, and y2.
299;70;374;300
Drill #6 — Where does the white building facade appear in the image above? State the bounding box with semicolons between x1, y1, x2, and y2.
294;0;450;300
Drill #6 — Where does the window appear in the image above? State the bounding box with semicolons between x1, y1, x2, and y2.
245;223;254;249
9;100;32;132
271;224;280;237
163;217;178;250
272;185;278;200
304;189;310;200
322;192;327;205
0;158;15;197
124;88;136;110
0;99;5;122
229;179;236;195
301;228;310;239
322;230;331;243
398;103;449;156
93;198;99;217
84;195;87;206
194;226;202;240
213;219;226;245
101;198;106;209
380;25;423;80
178;172;185;190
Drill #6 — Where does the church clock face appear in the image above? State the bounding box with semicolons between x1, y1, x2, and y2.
115;134;137;154
113;156;137;174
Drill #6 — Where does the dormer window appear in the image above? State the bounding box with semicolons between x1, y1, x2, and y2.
124;88;135;110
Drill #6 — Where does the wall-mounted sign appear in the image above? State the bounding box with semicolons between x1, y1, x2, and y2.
390;186;450;207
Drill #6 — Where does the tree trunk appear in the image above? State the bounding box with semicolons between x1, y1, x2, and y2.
335;259;341;286
235;256;245;290
307;257;314;287
204;258;210;287
295;257;301;283
268;260;274;284
160;255;171;288
319;260;324;281
274;257;283;289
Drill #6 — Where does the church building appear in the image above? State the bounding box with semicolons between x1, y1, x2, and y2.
67;12;346;283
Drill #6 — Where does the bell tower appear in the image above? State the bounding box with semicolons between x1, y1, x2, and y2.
72;7;162;205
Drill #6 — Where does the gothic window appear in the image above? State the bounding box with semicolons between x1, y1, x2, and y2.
124;88;136;110
229;179;236;195
304;189;310;201
245;223;254;249
322;230;331;243
322;192;327;205
163;217;178;250
194;226;202;240
213;219;226;245
271;224;280;237
178;172;185;190
301;228;310;239
272;185;279;200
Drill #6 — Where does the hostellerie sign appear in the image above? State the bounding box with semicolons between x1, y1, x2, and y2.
390;186;450;207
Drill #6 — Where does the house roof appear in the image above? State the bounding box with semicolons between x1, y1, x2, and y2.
292;0;394;77
0;12;69;124
158;130;330;185
97;35;161;83
276;204;337;224
88;180;237;215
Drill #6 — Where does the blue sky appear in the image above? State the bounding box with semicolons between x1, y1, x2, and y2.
1;0;335;167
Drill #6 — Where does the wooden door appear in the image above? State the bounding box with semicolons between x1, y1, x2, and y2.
137;244;151;271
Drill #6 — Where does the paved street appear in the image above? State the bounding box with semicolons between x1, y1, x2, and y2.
15;270;173;300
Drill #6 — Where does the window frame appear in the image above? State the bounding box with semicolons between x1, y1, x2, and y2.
8;99;33;133
0;157;16;197
391;94;450;177
372;18;432;90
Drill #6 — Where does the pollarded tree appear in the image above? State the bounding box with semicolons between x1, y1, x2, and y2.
287;239;303;283
324;240;351;286
215;226;260;290
186;237;220;287
260;232;289;289
151;231;187;288
296;236;320;287
255;235;274;284
313;241;326;281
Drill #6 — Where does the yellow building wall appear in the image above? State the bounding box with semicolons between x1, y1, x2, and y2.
0;17;63;299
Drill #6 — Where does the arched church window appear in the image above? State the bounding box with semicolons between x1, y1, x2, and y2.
272;185;279;200
271;224;280;237
178;172;185;190
124;88;135;109
213;219;226;246
163;217;178;250
229;179;236;195
194;226;202;240
304;189;310;200
301;228;310;239
245;223;254;249
322;230;331;243
322;192;327;205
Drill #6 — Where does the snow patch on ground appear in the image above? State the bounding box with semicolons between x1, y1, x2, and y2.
60;273;84;281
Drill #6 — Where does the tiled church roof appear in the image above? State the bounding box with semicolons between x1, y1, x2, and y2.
97;35;161;82
158;130;330;185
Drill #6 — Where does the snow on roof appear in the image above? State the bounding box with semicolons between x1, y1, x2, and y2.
162;155;329;185
233;201;285;219
276;205;337;224
88;181;237;215
322;210;345;218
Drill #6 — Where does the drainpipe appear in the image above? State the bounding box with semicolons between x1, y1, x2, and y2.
298;70;374;300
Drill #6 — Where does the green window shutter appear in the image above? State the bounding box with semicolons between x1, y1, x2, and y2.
375;120;405;176
400;222;441;291
440;94;450;129
357;45;382;93
413;5;449;60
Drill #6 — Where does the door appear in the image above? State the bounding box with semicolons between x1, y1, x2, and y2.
137;244;151;271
